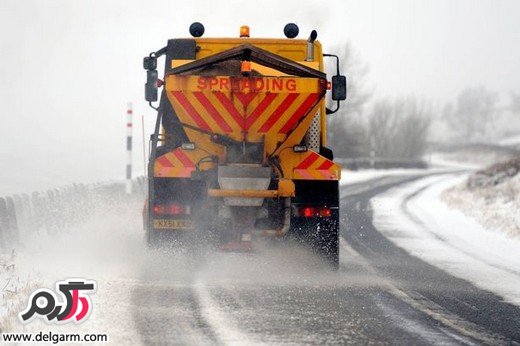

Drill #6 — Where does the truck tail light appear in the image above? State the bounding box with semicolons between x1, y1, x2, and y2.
296;206;332;218
320;207;332;217
153;204;191;215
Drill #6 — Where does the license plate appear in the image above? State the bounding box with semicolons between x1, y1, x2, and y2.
153;219;194;230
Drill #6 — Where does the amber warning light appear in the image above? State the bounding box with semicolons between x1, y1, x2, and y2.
240;26;250;37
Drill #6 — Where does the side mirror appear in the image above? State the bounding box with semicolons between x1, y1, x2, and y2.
143;56;157;70
145;70;158;102
331;75;347;101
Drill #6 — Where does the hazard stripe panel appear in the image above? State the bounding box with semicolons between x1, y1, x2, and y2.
235;92;257;108
278;93;320;133
245;93;278;129
171;91;212;132
295;152;320;169
166;75;324;142
213;91;244;130
154;148;211;178
291;151;341;181
258;93;299;133
193;92;233;133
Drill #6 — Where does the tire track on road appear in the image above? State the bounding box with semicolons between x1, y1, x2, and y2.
193;281;264;346
340;174;520;344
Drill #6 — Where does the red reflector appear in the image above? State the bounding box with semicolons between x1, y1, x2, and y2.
320;207;331;217
153;205;165;214
302;207;315;217
298;206;332;218
153;204;190;215
170;204;183;215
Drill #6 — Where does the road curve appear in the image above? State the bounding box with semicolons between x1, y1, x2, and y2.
131;174;520;345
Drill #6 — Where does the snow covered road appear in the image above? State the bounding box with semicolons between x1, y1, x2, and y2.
2;171;520;344
371;174;520;305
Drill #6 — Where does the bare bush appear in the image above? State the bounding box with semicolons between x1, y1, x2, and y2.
326;42;372;157
367;97;432;159
468;156;520;188
510;92;520;115
323;44;431;161
443;86;499;143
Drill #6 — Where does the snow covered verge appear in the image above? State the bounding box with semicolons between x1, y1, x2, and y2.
2;199;146;344
371;174;520;305
0;253;40;332
442;156;520;238
0;178;145;338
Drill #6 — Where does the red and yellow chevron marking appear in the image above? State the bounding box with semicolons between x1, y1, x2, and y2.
165;75;325;143
290;151;341;180
154;148;212;178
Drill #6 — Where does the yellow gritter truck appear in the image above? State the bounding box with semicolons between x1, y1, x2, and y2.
142;23;347;268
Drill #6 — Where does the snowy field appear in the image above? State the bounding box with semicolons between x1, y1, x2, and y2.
371;174;520;305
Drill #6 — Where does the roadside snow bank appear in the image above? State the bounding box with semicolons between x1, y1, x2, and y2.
341;167;455;186
443;157;520;238
371;174;520;305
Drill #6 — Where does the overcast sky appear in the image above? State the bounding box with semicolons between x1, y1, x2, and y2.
1;0;519;194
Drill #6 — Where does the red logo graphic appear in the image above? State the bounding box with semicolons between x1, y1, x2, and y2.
19;278;97;324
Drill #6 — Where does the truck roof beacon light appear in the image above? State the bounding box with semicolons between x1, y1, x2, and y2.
284;23;299;38
240;25;250;37
189;22;205;37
